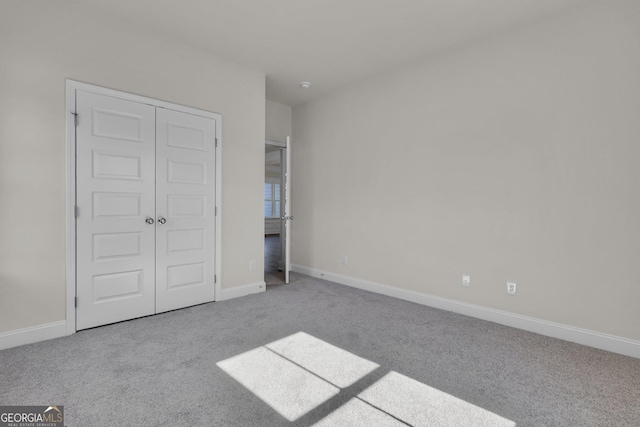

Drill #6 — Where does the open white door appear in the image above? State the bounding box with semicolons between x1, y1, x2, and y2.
283;137;292;283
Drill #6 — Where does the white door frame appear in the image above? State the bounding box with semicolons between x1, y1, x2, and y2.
65;80;223;335
264;139;292;283
265;138;285;240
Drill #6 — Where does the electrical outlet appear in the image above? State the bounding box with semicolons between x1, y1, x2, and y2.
341;255;348;265
249;259;256;271
462;275;470;287
507;282;517;295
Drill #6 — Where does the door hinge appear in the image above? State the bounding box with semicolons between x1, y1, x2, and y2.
214;274;217;283
72;112;78;127
215;206;217;216
75;297;78;308
215;137;218;148
75;206;79;218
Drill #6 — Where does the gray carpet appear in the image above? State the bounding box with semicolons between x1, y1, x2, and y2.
1;273;639;426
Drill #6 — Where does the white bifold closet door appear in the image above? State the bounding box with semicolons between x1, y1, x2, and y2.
76;91;216;330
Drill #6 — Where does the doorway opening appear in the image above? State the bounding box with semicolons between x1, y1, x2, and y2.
265;141;285;286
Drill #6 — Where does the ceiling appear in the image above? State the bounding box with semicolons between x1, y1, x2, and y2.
73;0;587;106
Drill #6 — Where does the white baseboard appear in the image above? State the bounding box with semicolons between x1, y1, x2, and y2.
217;281;266;302
292;264;640;359
0;321;67;351
1;282;267;350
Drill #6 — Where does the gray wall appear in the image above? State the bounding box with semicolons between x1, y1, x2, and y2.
292;0;640;341
266;99;292;144
0;1;266;333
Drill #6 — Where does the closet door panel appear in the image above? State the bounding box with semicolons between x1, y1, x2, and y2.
155;108;216;313
76;91;157;330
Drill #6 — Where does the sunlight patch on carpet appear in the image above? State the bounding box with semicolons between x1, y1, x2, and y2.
358;371;516;427
311;398;406;427
266;331;379;388
217;347;339;421
217;332;515;425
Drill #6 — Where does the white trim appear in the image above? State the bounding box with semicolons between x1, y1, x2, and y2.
66;79;223;332
291;264;640;359
0;321;67;351
214;110;223;302
66;80;220;119
217;282;266;302
65;81;77;335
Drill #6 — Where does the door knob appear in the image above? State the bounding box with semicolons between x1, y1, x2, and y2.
281;216;294;221
145;218;154;225
158;217;166;225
